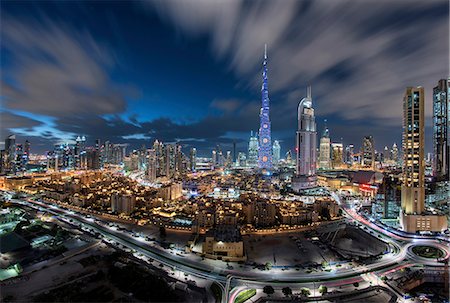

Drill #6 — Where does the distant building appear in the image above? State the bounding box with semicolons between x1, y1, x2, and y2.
146;149;157;182
344;144;354;166
111;193;136;215
5;135;16;174
362;136;375;169
158;182;183;200
272;140;281;166
391;143;399;165
319;123;331;170
202;225;245;259
331;143;344;169
189;148;197;172
247;131;259;168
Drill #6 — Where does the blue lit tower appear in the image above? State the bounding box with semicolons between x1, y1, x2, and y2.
258;44;272;170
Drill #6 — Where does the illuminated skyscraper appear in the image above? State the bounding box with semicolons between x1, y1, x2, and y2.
391;143;399;165
4;135;16;174
344;144;354;165
248;131;258;168
319;122;331;170
258;45;272;170
147;149;157;182
292;86;317;191
432;78;449;181
399;87;447;233
272;140;281;166
401;87;425;215
362;135;375;169
190;148;197;172
331;143;344;169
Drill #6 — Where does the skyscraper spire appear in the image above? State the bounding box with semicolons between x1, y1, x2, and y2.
258;44;272;170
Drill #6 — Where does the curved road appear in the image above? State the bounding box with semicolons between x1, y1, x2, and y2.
11;193;450;303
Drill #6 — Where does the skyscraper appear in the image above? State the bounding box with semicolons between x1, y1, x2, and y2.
248;131;259;168
272;140;281;166
5;135;16;174
292;86;317;191
362;136;375;170
319;122;331;170
331;143;344;169
147;149;157;182
401;86;425;215
399;87;447;232
190;148;197;172
258;45;272;170
432;78;449;181
344;144;355;166
391;143;399;165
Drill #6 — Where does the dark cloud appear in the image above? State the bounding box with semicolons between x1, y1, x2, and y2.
144;0;448;124
1;15;129;117
0;111;43;139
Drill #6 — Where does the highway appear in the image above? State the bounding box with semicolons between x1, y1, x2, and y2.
10;194;450;303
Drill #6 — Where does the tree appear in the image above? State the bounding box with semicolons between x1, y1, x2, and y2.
159;226;166;238
263;286;275;296
318;285;327;295
300;287;311;296
282;287;292;297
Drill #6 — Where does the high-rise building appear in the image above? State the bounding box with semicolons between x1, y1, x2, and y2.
238;152;247;167
248;131;258;168
258;45;272;170
400;87;447;232
362;136;375;170
4;135;16;174
331;143;344;169
211;150;217;169
344;144;354;166
319;122;331;170
401;87;425;215
391;143;399;165
292;86;317;191
190;148;197;172
432;78;449;180
383;146;390;163
146;149;157;182
232;141;237;165
272;140;281;166
24;140;30;165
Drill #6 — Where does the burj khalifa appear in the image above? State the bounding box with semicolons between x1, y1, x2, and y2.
258;45;272;171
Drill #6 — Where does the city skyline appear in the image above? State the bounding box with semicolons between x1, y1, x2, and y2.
1;1;449;156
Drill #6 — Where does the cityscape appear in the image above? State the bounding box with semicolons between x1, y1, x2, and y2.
0;1;449;303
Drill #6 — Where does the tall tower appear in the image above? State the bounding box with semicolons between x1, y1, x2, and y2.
432;78;449;181
401;87;425;215
292;86;317;191
258;44;272;170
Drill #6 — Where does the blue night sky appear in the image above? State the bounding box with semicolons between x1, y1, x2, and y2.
1;0;448;156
